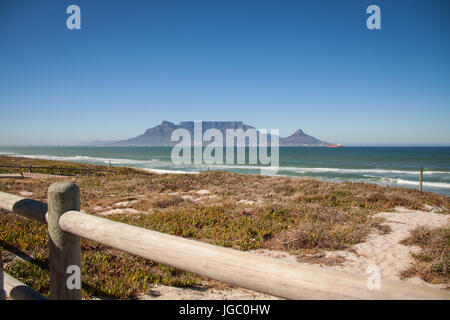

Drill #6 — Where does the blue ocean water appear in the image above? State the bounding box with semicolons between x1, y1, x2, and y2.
0;146;449;196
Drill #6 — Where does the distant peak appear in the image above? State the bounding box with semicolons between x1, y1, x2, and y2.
160;121;175;127
293;129;304;135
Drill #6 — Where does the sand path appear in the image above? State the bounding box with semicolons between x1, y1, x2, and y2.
140;207;449;299
322;207;448;288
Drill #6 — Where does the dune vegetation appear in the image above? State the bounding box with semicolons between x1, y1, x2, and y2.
0;155;448;298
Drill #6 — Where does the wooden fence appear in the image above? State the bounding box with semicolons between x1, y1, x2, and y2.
0;165;114;176
0;182;449;300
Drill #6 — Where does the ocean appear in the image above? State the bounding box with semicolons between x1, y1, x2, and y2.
0;146;449;196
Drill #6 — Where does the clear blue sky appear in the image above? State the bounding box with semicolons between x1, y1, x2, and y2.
1;0;449;146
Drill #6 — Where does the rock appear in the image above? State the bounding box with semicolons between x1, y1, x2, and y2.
238;200;255;205
19;191;33;197
113;200;139;208
98;208;141;216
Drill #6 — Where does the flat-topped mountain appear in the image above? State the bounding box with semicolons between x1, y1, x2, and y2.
109;121;329;146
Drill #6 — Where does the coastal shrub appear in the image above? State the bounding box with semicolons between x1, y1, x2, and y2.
400;226;449;285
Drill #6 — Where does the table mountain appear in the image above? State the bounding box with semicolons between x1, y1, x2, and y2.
109;121;329;146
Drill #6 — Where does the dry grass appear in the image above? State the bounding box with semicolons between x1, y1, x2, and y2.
1;155;449;298
400;227;449;285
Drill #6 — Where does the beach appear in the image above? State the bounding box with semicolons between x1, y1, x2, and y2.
0;155;448;299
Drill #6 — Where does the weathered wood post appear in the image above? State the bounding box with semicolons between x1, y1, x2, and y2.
48;182;82;300
29;165;32;173
419;166;423;193
0;247;5;300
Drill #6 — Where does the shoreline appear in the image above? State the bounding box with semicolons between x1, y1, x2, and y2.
1;151;450;196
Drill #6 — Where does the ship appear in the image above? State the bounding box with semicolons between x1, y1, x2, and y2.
328;144;343;148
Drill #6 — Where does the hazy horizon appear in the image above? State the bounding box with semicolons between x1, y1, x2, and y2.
1;119;450;147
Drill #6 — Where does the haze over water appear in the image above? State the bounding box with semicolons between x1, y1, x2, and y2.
1;146;449;196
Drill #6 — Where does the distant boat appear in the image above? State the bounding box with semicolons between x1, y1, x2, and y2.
328;144;343;148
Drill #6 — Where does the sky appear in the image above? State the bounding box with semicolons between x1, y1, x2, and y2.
0;0;449;146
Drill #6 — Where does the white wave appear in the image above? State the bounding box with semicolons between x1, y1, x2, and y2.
68;155;160;165
378;177;450;189
142;168;199;175
278;166;448;175
5;153;162;165
3;152;449;186
389;179;450;189
201;164;449;176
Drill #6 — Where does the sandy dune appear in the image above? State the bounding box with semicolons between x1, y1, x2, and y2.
140;207;449;299
323;207;448;288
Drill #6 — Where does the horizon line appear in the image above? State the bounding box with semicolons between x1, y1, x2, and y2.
1;144;450;148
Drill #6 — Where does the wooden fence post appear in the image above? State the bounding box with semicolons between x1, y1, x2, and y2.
0;247;5;300
420;166;423;193
48;182;82;300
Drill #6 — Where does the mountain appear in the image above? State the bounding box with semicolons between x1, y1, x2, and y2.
109;121;329;146
280;129;329;146
115;121;179;146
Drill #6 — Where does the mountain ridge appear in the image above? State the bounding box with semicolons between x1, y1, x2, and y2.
108;121;330;146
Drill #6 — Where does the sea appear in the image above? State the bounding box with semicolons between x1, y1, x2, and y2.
0;146;449;196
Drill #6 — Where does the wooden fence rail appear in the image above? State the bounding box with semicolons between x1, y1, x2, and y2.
0;165;115;175
0;182;449;300
3;271;47;300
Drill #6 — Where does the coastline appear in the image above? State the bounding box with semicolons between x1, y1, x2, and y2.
1;147;450;196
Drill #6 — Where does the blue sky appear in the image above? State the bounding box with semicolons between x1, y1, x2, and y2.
1;0;449;146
